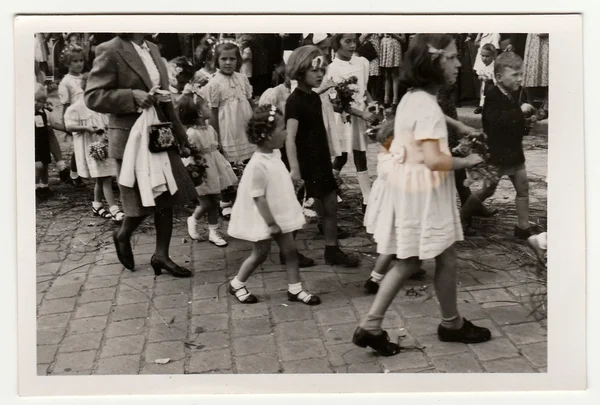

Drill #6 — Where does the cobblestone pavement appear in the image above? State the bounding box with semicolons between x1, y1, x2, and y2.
35;104;548;375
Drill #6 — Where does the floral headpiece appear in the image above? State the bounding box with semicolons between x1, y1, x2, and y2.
311;55;326;69
427;44;446;61
260;105;278;141
213;39;242;52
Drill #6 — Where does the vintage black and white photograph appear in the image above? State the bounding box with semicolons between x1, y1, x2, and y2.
13;13;586;397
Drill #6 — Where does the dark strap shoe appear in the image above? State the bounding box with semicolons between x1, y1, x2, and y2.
150;255;192;278
438;318;491;344
352;327;401;356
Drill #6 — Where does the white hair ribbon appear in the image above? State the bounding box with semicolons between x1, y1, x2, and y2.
427;44;446;61
311;55;326;69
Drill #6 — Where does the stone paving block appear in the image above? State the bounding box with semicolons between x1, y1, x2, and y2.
59;331;103;353
36;280;52;295
88;263;124;277
116;286;151;305
148;323;189;343
325;343;378;367
315;307;357;326
469;288;519;308
79;288;116;304
187;349;232;373
145;341;186;363
275;319;320;342
150;307;190;326
379;350;429;372
351;296;375;314
483;356;536;373
37;364;49;375
519;342;547;368
193;248;226;261
456;302;488;321
101;335;146;358
469;337;520;362
84;275;120;290
263;277;289;292
53;350;97;373
233;334;276;356
106;318;146;338
39;297;77;315
270;304;314;323
75;301;113;318
192;283;227;300
319;323;357;346
471;270;514;285
109;302;150;321
191;270;226;285
231;317;273;337
37;251;66;264
279;338;327;362
485;305;535;326
231;298;269;319
334;361;383;373
191;298;229;316
37;328;66;346
236;353;282;374
68;315;108;334
432;352;484;373
153;293;190;309
397;299;440;319
194;259;227;272
502;322;547;345
464;318;504;338
37;262;61;277
190;313;229;332
44;284;82;300
283;358;333;374
154;279;193;295
404;316;440;337
190;330;230;351
309;290;350;310
37;344;58;364
416;335;471;357
96;355;141;375
141;360;185;375
37;313;70;330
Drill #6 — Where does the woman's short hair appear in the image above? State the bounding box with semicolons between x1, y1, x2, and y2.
331;33;359;52
481;43;498;55
60;44;86;67
213;42;243;71
399;34;454;88
494;51;523;75
285;45;327;81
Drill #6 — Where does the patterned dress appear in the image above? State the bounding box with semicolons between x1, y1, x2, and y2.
380;35;402;68
523;34;549;87
367;35;381;76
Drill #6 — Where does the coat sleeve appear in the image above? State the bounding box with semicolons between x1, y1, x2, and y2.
84;44;138;114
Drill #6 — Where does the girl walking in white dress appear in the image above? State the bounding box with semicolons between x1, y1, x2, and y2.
352;34;491;356
227;105;320;306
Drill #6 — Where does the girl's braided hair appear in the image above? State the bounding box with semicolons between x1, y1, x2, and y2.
246;104;282;146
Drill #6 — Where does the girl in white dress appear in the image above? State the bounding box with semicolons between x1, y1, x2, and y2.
64;74;123;222
353;34;491;356
227;105;320;306
321;34;377;211
473;33;501;73
176;87;238;247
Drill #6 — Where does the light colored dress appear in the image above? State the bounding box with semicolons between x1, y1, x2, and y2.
185;125;238;196
324;55;370;153
364;150;394;234
473;33;501;73
372;89;463;259
58;73;84;105
205;71;256;163
64;99;117;179
228;150;305;242
523;34;549;87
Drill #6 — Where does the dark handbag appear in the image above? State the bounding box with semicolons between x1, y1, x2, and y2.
148;105;177;153
357;40;377;61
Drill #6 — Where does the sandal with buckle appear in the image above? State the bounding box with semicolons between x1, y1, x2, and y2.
111;209;125;223
92;206;112;219
287;290;321;306
228;283;258;304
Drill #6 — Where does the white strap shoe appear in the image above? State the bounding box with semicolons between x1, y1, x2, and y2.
187;216;202;240
209;230;228;247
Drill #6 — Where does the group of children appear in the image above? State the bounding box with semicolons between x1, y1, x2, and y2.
35;33;544;357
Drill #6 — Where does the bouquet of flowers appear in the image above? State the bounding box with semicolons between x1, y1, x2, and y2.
184;144;208;187
365;102;386;142
451;132;500;187
88;129;109;161
329;76;359;123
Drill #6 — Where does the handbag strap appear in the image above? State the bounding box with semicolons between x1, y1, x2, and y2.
154;103;169;123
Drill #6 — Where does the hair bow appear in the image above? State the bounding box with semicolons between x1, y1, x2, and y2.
427;44;446;61
311;55;326;69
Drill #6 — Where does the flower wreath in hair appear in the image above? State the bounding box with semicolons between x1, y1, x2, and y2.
258;105;279;141
60;43;84;64
212;38;242;53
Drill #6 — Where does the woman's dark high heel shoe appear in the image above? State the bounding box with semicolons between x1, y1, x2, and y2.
113;229;135;271
352;327;401;356
150;255;192;278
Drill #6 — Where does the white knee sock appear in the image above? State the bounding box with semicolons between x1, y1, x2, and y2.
356;171;371;205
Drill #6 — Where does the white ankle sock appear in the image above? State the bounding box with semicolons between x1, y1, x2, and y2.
370;271;384;283
92;201;103;210
56;160;66;171
288;282;303;295
208;224;219;233
109;205;120;216
70;171;78;180
39;184;49;189
230;276;245;289
356;171;371;205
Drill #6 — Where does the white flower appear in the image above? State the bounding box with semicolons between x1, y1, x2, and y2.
268;116;274;122
329;90;338;100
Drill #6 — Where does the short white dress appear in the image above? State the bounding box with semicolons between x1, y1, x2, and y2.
364;150;394;234
371;89;463;259
205;71;256;163
323;55;370;153
473;33;501;73
64;99;117;179
185;125;238;196
58;73;85;106
227;150;306;242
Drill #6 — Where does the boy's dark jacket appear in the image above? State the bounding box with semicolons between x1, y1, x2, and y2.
482;85;529;168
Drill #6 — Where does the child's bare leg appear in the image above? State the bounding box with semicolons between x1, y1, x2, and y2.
383;69;392;104
433;246;462;328
391;67;400;104
101;177;117;207
192;196;213;221
510;168;530;229
93;178;103;203
229;239;271;303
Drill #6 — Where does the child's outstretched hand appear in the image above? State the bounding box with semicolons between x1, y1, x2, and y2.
268;223;282;237
465;153;484;168
520;103;536;116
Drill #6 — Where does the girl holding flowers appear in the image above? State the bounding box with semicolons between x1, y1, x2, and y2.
353;34;491;356
227;105;320;306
